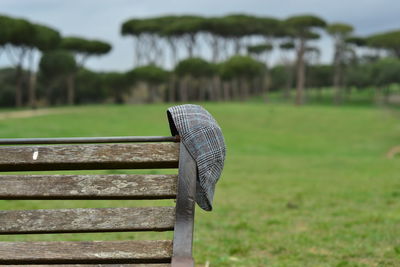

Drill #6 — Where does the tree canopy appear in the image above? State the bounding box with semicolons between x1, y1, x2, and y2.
0;15;14;46
279;41;295;50
60;37;112;56
5;17;35;47
2;12;400;108
32;24;61;51
345;36;367;47
284;15;326;37
220;55;266;79
247;43;273;55
132;65;169;84
367;30;400;58
326;23;354;37
175;57;216;77
39;50;77;77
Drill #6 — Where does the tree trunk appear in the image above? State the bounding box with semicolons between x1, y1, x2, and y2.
295;38;306;105
115;90;124;104
283;63;293;100
263;74;270;103
232;79;240;100
28;73;37;109
147;83;158;103
239;78;244;100
333;79;341;105
149;36;160;65
211;37;220;62
283;84;291;100
179;76;189;102
188;76;195;101
66;74;75;105
317;87;323;101
220;39;229;60
167;39;178;66
168;74;177;103
15;65;24;108
374;86;384;106
343;87;349;102
222;81;230;101
233;38;241;55
185;35;196;58
26;49;37;109
197;78;206;101
332;42;343;105
384;86;391;105
134;37;143;67
45;79;59;106
212;75;221;101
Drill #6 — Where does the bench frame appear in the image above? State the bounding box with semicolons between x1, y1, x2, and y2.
0;136;197;267
172;142;197;267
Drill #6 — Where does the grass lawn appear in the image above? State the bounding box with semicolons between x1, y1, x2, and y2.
0;103;400;266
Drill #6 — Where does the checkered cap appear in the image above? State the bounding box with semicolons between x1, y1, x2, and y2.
167;104;226;211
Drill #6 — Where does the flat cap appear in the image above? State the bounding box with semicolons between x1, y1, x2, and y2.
167;104;226;211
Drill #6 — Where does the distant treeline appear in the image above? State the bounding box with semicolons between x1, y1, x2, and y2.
0;13;400;108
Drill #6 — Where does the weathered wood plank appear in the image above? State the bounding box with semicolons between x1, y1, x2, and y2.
1;265;171;267
0;240;172;264
0;174;177;199
1;265;171;266
0;143;179;171
0;135;179;145
0;207;175;234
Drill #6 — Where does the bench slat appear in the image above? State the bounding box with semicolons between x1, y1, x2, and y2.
0;143;179;172
0;174;177;199
1;265;171;266
0;207;175;234
0;240;172;264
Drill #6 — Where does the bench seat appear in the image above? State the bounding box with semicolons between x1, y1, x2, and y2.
0;137;196;266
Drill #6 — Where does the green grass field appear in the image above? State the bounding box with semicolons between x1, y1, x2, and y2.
1;103;400;266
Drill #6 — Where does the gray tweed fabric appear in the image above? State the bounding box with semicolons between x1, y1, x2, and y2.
167;104;226;211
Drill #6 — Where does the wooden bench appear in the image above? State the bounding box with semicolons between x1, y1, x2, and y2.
0;136;197;266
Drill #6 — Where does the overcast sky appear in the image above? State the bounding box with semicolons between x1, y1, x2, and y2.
0;0;398;71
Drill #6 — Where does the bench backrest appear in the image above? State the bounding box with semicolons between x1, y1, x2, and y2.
0;136;196;266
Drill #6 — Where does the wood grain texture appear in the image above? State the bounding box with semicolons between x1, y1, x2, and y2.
0;174;177;199
0;143;179;171
0;135;179;145
1;265;171;266
1;265;171;267
0;207;175;234
0;240;172;264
